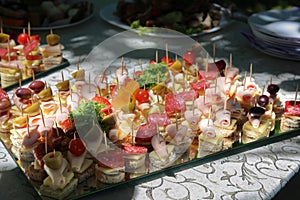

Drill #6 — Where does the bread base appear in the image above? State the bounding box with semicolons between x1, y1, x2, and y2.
95;165;125;184
39;178;78;200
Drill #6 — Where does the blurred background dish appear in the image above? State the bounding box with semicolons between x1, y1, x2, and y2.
0;0;94;30
99;1;232;37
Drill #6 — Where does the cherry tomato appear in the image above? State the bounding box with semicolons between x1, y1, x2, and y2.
135;88;149;103
92;96;113;115
134;71;143;79
17;33;29;45
92;96;111;106
149;60;157;65
69;138;86;156
161;56;174;66
183;50;196;65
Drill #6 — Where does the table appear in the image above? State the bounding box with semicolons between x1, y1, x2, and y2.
1;1;300;199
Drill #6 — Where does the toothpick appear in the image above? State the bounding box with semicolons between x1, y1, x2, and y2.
165;43;169;65
45;132;48;154
27;22;31;37
104;131;108;152
70;88;73;101
192;96;195;115
203;83;206;105
76;63;80;71
131;120;134;146
224;65;228;83
213;43;216;62
88;72;91;93
295;85;298;106
243;72;247;91
224;97;227;111
175;54;178;61
206;52;209;72
270;76;272;85
40;107;45;127
32;70;35;81
61;71;64;81
121;57;124;75
7;42;10;62
175;112;178;131
26;114;30;135
230;53;232;69
58;92;62;113
54;120;60;137
249;63;253;82
50;29;53;35
155;50;158;64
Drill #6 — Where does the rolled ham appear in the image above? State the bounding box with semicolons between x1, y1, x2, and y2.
151;134;168;161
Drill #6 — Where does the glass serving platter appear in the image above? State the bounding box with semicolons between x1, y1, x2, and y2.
1;28;300;200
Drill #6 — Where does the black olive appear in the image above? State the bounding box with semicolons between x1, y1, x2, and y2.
249;106;265;119
257;95;269;107
267;84;280;95
15;88;32;99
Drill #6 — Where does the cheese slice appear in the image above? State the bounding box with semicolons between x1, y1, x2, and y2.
67;150;87;172
76;159;93;174
198;131;223;145
43;172;74;190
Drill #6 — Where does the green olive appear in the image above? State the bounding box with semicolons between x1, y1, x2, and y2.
46;33;60;46
43;151;63;170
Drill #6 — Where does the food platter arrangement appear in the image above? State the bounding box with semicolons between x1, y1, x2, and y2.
0;28;300;200
0;23;70;90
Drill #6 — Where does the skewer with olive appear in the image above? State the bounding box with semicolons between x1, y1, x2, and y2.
248;106;265;128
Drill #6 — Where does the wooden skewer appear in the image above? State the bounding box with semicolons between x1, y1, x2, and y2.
27;22;31;37
131;120;135;146
104;131;108;152
243;72;247;91
165;43;169;66
230;53;232;69
121;57;124;75
61;71;64;82
213;43;216;63
58;93;62;113
7;42;10;62
249;63;253;82
295;85;298;106
45;132;48;154
54;120;60;137
40;107;45;127
88;72;91;93
26;114;30;136
206;52;209;72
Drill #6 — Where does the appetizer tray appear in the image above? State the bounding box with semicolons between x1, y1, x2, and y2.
1;31;300;199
